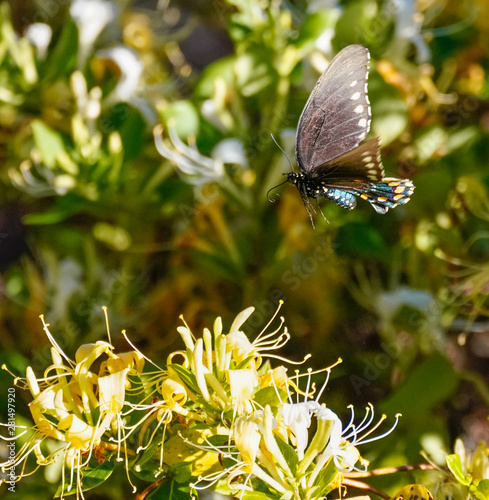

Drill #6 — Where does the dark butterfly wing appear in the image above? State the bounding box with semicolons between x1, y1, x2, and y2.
322;178;415;214
287;44;415;223
295;45;371;172
309;138;384;183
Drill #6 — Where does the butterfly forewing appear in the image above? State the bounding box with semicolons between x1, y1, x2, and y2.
295;45;371;171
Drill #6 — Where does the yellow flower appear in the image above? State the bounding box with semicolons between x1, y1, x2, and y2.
234;412;262;470
227;368;258;415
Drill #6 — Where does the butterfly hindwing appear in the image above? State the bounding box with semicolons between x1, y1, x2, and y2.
302;177;415;214
310;138;384;183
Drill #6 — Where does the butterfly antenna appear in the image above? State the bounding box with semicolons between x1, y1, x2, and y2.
267;178;289;203
270;133;295;171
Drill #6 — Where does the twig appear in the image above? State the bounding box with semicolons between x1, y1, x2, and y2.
342;478;391;500
345;463;436;479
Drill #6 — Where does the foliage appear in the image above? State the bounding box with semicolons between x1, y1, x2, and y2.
0;0;488;498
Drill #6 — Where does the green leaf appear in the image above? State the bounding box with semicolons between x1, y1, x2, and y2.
369;73;409;145
168;363;200;394
294;10;340;52
473;479;489;500
235;355;257;370
195;56;235;99
160;100;200;139
446;454;470;486
148;478;193;500
171;462;193;483
235;51;274;97
242;492;279;500
253;386;285;408
55;456;115;497
132;429;169;480
131;460;168;483
274;436;298;476
31;119;66;169
412;126;447;164
205;434;230;448
44;18;78;80
335;223;388;261
23;196;89;225
380;355;458;419
310;459;338;497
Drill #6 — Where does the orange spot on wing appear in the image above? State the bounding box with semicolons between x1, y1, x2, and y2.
360;194;369;200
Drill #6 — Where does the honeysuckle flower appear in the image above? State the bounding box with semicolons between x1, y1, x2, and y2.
201;77;235;132
71;71;102;125
227;368;259;415
234;412;263;469
212;138;249;169
391;0;430;63
158;378;188;410
226;302;310;369
154;124;225;185
280;400;322;459
93;46;143;105
1;304;403;500
24;23;52;59
153;124;248;187
70;0;118;67
307;403;401;491
0;314;146;498
170;303;310;419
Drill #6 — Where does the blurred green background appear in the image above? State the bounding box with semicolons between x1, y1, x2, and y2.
0;0;488;498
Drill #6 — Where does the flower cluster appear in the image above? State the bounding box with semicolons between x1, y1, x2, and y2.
0;303;399;499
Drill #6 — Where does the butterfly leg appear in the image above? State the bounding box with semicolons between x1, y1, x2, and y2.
301;195;316;228
315;198;329;224
306;202;316;229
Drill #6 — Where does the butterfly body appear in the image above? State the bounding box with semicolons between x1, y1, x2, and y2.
288;44;414;224
287;172;357;209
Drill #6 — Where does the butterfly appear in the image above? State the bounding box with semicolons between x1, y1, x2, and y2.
286;44;414;227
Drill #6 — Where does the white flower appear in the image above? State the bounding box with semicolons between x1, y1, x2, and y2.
315;404;401;473
212;138;248;169
24;23;52;59
389;0;430;63
280;400;321;458
95;46;142;104
70;0;118;67
93;46;156;123
154;125;248;187
234;412;263;468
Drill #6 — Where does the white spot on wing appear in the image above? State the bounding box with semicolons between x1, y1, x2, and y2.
350;80;357;87
354;105;364;113
358;118;367;127
350;92;361;100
